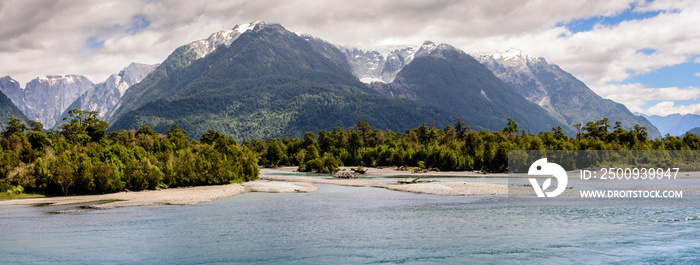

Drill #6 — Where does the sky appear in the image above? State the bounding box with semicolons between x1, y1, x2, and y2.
0;0;698;116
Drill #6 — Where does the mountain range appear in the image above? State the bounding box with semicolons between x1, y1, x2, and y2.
61;62;158;121
107;22;453;139
0;63;157;129
366;43;567;134
0;75;93;128
0;21;667;139
476;49;661;139
643;114;700;136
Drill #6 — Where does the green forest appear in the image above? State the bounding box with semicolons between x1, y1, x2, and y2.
246;118;700;174
3;110;700;197
0;110;258;196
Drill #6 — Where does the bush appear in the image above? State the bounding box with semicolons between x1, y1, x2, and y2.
7;185;24;195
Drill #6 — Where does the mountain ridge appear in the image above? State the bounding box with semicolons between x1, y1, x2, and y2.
58;62;158;126
370;43;570;134
476;49;661;138
108;22;455;139
643;113;700;136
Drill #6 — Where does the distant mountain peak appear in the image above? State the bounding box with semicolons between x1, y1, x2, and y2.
487;48;545;65
20;74;94;127
185;21;283;60
233;21;266;33
338;40;452;84
477;50;661;138
414;41;438;58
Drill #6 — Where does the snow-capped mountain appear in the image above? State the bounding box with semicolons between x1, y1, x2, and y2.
185;21;263;60
477;49;661;138
337;41;437;83
0;21;664;138
477;49;552;109
107;22;454;139
62;62;158;123
0;75;94;128
368;42;568;134
106;21;276;123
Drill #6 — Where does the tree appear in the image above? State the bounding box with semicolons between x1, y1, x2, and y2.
27;120;43;132
3;117;26;138
136;125;156;136
59;110;108;143
201;129;226;145
302;132;316;147
348;130;363;158
502;118;518;134
356;120;372;150
454;118;469;139
573;123;582;140
167;123;189;150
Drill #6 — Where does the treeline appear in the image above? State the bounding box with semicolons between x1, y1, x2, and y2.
245;118;700;173
4;111;700;196
0;110;258;196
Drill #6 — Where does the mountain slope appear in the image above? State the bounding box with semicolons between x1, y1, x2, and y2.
106;23;258;122
20;75;94;128
60;62;158;124
643;114;700;136
339;43;426;84
371;44;568;134
687;127;700;136
0;89;28;130
109;23;453;139
0;76;25;112
478;50;661;138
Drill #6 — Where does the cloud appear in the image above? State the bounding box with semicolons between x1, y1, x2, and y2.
0;0;647;84
0;0;697;121
0;0;247;84
646;101;700;116
599;83;700;114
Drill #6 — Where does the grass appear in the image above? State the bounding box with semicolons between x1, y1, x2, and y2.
0;193;45;200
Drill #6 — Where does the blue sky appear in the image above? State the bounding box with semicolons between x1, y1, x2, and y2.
545;1;699;116
561;6;697;93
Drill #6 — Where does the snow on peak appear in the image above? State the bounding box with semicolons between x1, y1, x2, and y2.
63;75;75;83
233;21;264;33
186;21;270;60
491;48;543;64
414;41;439;58
420;40;436;48
498;48;525;60
373;44;418;59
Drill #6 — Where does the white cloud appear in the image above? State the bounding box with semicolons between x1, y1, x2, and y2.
0;0;647;85
646;101;700;116
0;0;697;118
597;83;700;115
0;0;246;85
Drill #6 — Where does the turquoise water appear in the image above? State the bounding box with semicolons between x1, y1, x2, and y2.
2;184;700;264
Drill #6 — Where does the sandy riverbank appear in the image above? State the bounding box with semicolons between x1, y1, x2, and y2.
0;180;318;210
272;166;513;177
273;166;700;180
6;168;697;211
260;173;511;195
